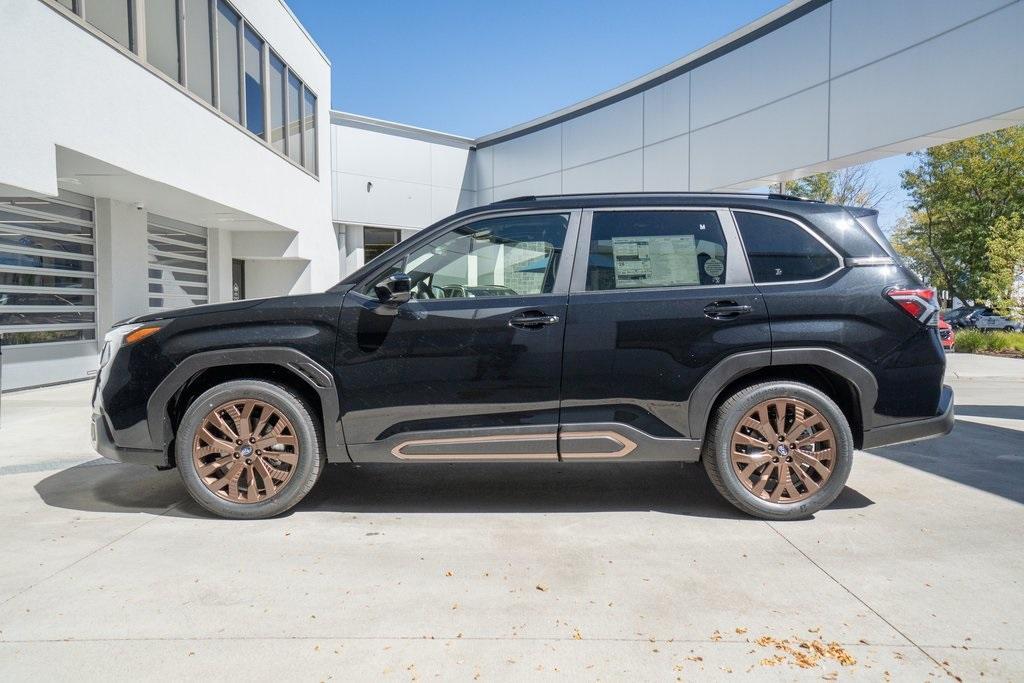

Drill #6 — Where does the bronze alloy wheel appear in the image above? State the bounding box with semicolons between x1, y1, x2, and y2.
192;399;300;504
729;397;836;504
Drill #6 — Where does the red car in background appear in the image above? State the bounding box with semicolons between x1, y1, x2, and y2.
938;315;955;351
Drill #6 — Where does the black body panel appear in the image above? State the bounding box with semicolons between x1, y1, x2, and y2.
93;193;952;469
335;291;567;450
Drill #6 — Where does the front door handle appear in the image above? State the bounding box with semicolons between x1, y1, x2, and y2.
509;313;560;329
704;301;753;319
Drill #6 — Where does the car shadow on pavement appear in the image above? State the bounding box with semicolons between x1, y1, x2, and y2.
867;413;1024;505
34;459;873;520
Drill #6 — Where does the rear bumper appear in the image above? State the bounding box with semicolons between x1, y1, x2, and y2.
92;411;168;467
862;384;954;449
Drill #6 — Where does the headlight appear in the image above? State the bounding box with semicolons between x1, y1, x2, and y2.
101;321;166;364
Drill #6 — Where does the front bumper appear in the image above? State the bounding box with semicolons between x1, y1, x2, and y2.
861;384;955;449
92;411;168;467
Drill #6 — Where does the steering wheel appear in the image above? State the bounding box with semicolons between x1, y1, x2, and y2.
413;280;436;299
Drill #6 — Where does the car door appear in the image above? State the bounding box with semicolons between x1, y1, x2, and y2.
336;210;581;461
558;207;770;459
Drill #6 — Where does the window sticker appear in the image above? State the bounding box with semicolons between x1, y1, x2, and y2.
703;257;724;278
611;234;699;288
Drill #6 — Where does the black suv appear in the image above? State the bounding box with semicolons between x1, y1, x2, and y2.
92;193;953;520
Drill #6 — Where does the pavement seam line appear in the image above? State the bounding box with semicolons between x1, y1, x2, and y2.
765;521;962;680
0;500;186;609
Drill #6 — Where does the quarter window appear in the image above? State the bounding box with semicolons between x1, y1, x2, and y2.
370;214;569;299
734;212;839;283
585;210;728;291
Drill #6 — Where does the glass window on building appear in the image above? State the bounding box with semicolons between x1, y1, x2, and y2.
145;0;181;81
242;26;264;136
363;227;401;263
215;0;241;123
302;87;316;174
286;72;302;164
0;195;97;346
56;0;77;12
85;0;133;50
585;211;729;291
183;0;213;104
268;52;286;153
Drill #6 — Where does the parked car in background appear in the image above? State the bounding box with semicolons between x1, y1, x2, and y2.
974;313;1023;332
91;193;954;521
946;306;992;329
938;315;955;351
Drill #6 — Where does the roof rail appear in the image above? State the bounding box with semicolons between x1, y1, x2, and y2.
493;195;537;203
766;192;822;202
491;191;823;204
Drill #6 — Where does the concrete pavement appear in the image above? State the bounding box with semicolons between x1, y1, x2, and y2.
0;354;1022;681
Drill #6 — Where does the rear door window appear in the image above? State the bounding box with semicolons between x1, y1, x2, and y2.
734;211;839;283
585;210;728;291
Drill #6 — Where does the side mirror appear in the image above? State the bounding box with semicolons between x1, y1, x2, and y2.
374;272;412;305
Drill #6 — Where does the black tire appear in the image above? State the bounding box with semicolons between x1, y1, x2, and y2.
702;381;853;520
175;379;325;519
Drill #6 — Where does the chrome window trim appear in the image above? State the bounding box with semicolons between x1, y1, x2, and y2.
37;0;320;180
568;206;751;295
731;209;844;286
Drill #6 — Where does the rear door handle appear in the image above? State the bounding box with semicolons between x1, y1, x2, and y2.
509;313;560;329
703;301;752;319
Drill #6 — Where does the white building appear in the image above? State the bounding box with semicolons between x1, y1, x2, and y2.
2;0;1023;388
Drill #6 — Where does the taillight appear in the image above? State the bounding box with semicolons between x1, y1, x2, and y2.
885;287;938;325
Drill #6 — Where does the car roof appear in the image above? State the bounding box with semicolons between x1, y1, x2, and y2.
478;192;848;213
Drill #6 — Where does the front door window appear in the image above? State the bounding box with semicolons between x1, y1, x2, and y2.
370;213;569;300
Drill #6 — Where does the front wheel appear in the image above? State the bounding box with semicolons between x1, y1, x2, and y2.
175;380;325;519
702;382;853;520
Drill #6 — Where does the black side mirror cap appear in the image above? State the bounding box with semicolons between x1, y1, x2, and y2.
374;272;412;305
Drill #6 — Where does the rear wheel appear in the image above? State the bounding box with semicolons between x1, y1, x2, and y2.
175;380;325;519
702;381;853;520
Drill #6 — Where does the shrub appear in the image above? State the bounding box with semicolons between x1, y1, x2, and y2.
954;329;1024;355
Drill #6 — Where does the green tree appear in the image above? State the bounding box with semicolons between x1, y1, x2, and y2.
892;126;1024;304
783;165;891;208
981;213;1024;313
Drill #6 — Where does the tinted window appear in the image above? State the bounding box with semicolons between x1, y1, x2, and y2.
370;214;569;299
215;0;240;122
144;0;180;80
268;53;286;152
286;73;302;164
302;87;317;173
586;210;727;291
86;0;132;49
183;0;213;103
735;212;838;283
243;26;264;136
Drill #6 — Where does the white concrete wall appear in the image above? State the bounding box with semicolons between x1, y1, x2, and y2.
476;0;1024;196
0;0;336;290
331;121;475;230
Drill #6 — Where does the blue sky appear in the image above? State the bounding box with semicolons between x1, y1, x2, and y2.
288;0;916;226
